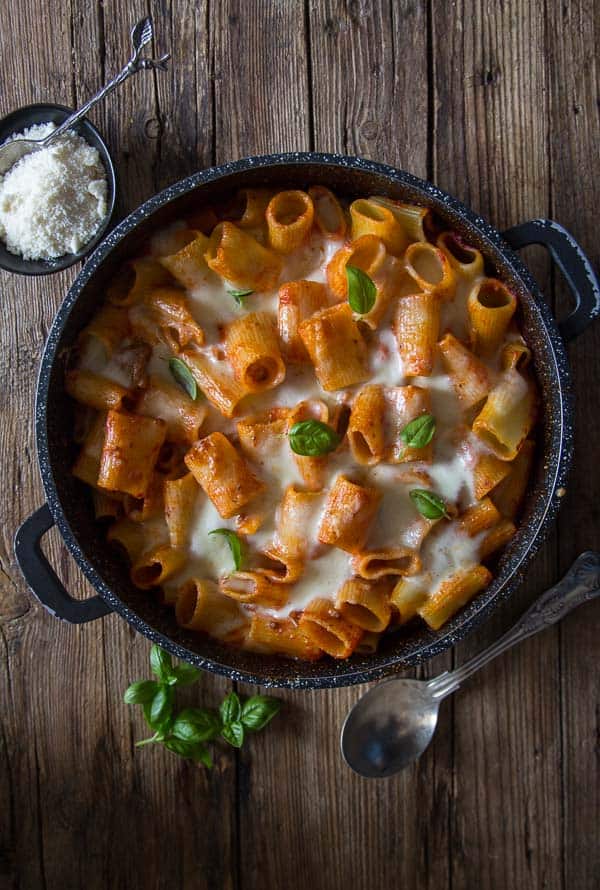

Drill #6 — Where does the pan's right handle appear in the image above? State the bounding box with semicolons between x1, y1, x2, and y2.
14;504;112;623
502;218;600;342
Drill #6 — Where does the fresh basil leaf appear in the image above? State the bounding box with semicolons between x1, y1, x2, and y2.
164;736;196;758
123;679;159;705
288;419;340;457
409;488;450;520
149;685;174;728
209;529;243;571
221;720;245;748
191;744;213;768
346;264;376;314
135;732;161;748
227;287;254;306
220;691;242;725
241;695;281;731
400;413;436;449
170;664;201;687
172;708;221;743
169;357;198;401
150;644;174;682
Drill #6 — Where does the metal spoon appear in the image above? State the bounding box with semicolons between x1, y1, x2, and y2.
0;16;169;176
341;551;600;778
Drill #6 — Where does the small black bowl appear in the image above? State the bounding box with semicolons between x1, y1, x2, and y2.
0;103;116;276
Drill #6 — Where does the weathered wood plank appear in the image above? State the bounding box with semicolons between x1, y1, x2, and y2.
546;2;600;887
432;3;563;889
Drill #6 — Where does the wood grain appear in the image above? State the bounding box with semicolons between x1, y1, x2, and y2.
0;0;599;888
547;2;600;887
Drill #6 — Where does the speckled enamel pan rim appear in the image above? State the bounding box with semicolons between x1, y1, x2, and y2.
35;152;573;689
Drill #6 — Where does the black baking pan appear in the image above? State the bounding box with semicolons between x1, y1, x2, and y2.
14;153;600;688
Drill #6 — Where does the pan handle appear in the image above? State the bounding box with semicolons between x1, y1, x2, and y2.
502;218;600;342
14;504;112;623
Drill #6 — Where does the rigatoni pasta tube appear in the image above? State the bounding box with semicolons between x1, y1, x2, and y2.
472;370;537;461
224;311;286;392
98;410;166;499
352;547;421;579
334;578;392;632
418;565;492;630
274;485;323;559
368;197;437;243
472;451;511;499
158;230;210;289
438;332;491;408
457;498;501;536
383;385;433;463
107;257;171;307
491;439;535;519
130;544;186;590
205;222;282;291
185;432;264;518
66;370;129;412
468;278;517;356
135;375;207;444
437;231;484;279
266;190;314;253
394;292;440;376
219;573;288;608
236;188;274;229
318;475;382;553
403;242;456;300
287;399;330;491
479;519;517;560
309;185;347;239
175;578;248;639
347;384;386;465
278;280;329;363
164;473;198;547
349;198;407;256
72;413;107;487
299;302;369;391
145;286;205;351
107;517;153;564
326;234;387;300
78;304;130;357
299;598;363;658
390;578;429;624
501;339;531;372
245;614;322;660
181;349;246;419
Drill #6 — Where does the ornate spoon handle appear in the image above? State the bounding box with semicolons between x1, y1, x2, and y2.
427;551;600;699
50;17;169;143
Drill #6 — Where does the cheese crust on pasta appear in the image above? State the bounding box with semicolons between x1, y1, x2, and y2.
66;187;539;661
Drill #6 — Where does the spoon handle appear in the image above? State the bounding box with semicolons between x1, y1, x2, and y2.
50;17;169;143
427;551;600;699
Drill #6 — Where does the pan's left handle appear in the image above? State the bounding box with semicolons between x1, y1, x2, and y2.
502;218;600;342
14;504;112;623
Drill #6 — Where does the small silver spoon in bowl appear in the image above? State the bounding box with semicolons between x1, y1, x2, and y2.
341;551;600;778
0;16;169;176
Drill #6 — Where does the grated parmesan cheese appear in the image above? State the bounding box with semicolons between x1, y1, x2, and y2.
0;122;108;261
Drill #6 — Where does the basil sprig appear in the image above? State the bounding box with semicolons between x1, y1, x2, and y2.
409;488;450;521
209;528;244;570
346;264;376;314
169;357;198;401
401;413;436;449
227;287;254;305
289;419;340;457
124;645;280;765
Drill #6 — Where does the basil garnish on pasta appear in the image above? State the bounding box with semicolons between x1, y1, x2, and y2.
168;357;198;401
289;419;341;456
209;528;244;570
409;488;450;520
401;413;436;449
346;264;376;314
227;287;254;305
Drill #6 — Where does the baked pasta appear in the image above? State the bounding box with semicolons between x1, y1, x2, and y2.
67;188;538;660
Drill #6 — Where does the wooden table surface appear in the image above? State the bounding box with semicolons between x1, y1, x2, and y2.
1;2;599;888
